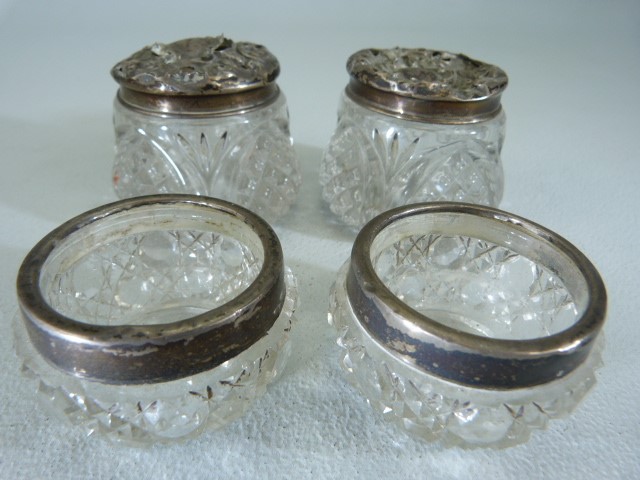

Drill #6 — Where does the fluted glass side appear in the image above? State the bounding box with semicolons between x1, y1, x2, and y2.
113;94;301;221
320;95;505;227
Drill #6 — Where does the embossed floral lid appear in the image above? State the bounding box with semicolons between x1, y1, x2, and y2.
112;35;280;96
345;47;508;123
112;36;282;115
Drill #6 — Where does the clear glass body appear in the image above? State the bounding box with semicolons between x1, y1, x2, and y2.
15;204;298;445
113;93;301;221
329;221;603;448
320;94;506;227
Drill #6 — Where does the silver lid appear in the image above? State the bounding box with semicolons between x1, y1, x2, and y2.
345;48;508;124
111;36;281;116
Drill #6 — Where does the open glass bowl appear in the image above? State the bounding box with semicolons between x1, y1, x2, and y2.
329;202;606;448
15;195;297;445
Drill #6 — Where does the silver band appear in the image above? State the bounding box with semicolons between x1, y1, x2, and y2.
17;195;286;385
117;84;281;117
346;80;503;124
347;202;607;389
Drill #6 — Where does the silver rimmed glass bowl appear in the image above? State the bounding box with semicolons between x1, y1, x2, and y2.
15;195;297;445
329;203;606;448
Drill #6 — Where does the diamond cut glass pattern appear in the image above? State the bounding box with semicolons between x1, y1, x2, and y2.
330;261;602;448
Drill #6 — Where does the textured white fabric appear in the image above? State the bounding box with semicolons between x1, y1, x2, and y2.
0;1;638;478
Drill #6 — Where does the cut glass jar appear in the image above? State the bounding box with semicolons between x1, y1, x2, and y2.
329;203;606;447
320;48;508;228
15;195;298;445
111;36;301;221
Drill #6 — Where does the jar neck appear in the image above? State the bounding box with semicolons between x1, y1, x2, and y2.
345;79;503;125
117;83;280;118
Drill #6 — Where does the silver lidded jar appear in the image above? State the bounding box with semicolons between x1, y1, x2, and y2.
111;36;301;221
320;48;508;227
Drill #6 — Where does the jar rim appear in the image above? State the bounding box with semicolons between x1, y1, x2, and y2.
347;202;607;389
116;84;281;117
345;80;503;124
17;195;286;385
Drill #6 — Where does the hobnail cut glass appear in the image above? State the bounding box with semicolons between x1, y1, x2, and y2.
14;202;298;445
113;93;301;221
320;94;505;227
329;239;603;448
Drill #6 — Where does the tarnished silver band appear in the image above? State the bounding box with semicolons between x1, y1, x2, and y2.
117;84;280;117
17;195;286;385
346;80;503;124
347;202;606;389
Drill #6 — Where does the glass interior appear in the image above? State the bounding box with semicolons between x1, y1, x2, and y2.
39;204;264;326
370;212;589;340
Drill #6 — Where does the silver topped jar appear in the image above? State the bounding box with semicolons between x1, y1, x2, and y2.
320;48;508;227
112;36;301;221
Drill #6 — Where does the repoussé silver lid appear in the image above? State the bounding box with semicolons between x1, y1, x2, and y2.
345;48;508;124
111;36;281;116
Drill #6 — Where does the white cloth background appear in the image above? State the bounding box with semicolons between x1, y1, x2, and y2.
0;1;638;478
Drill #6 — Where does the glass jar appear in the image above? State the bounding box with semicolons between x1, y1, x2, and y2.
15;195;298;445
329;203;606;448
111;36;301;221
320;48;508;228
